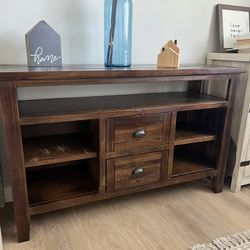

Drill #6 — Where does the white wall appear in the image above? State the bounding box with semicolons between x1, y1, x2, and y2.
1;0;250;66
0;0;250;100
1;0;250;201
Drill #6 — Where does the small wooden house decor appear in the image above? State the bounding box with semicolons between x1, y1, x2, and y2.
157;40;180;68
25;20;62;67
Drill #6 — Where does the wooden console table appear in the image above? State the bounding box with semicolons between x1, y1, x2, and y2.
0;65;244;242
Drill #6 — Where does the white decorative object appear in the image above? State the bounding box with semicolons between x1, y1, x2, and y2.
217;5;250;51
222;10;249;48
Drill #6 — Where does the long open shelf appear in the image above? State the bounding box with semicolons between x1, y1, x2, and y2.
19;92;228;125
175;129;217;146
172;150;216;177
23;134;97;168
26;162;99;206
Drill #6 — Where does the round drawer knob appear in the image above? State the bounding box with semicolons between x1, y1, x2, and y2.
133;129;146;138
133;167;144;176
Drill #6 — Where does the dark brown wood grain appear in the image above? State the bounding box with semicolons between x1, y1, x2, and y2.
167;112;177;178
161;151;168;180
26;161;99;206
212;76;239;193
0;65;244;82
109;152;162;191
15;74;236;87
28;168;217;216
113;113;164;152
23;134;97;168
99;119;106;193
0;81;30;242
106;159;115;192
19;92;228;125
106;144;169;159
175;129;217;146
162;113;171;144
107;118;115;153
173;149;215;176
0;65;243;242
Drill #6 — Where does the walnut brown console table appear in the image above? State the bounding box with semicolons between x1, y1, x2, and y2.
0;65;244;242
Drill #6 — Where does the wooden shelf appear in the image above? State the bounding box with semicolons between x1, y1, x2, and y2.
175;129;217;146
19;92;228;125
23;134;97;168
26;162;98;206
173;151;215;177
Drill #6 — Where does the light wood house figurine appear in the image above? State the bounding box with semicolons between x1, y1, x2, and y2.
157;40;180;68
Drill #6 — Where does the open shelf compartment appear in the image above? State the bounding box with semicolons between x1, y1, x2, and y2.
172;141;218;177
26;159;99;206
175;108;225;146
22;120;99;168
18;92;228;125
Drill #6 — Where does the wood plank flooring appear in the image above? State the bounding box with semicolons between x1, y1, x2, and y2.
1;180;250;250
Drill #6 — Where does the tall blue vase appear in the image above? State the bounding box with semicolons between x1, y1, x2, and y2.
104;0;132;67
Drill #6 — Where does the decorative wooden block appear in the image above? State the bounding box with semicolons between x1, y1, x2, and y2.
25;20;62;67
157;40;180;68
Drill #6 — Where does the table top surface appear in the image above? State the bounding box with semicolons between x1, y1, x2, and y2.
0;64;245;85
0;64;245;73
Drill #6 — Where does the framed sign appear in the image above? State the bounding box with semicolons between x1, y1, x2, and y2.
217;4;250;51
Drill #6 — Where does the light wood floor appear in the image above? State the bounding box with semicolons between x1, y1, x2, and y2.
1;180;250;250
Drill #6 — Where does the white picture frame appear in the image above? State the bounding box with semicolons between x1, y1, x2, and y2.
217;4;250;51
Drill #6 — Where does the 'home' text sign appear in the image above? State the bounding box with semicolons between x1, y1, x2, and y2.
26;20;62;67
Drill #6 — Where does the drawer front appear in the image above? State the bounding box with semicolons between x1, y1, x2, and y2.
108;152;162;191
108;113;169;153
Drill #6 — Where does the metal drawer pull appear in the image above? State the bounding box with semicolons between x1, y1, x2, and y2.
133;168;144;176
133;129;146;138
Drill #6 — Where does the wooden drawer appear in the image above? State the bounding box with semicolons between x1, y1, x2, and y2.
107;152;163;191
107;113;170;153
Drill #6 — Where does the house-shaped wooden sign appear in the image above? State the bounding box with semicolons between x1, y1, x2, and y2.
157;40;180;68
25;20;62;67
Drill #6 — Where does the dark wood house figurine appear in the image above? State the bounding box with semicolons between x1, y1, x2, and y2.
25;20;62;67
157;40;180;68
